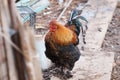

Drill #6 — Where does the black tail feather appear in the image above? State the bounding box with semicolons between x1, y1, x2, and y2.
69;9;79;21
67;9;88;45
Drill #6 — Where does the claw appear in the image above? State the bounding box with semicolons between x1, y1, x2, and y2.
65;71;73;78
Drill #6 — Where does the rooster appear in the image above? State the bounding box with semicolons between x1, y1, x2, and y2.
45;20;80;77
45;9;88;78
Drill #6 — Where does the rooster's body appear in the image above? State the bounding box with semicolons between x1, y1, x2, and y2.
45;9;88;77
45;20;80;72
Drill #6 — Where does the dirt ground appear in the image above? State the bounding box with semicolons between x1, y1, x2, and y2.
102;8;120;80
35;0;120;80
35;0;87;35
36;0;88;80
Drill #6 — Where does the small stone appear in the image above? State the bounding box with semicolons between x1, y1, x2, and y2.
98;28;102;32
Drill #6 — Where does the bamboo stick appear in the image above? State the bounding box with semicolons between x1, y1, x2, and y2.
0;27;8;80
57;0;73;21
42;0;73;38
0;2;8;80
9;0;43;80
28;28;43;80
0;0;18;80
0;0;43;80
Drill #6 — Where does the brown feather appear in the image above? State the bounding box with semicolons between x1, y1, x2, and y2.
45;20;77;46
45;20;81;71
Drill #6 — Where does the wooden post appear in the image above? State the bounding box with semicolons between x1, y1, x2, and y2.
0;0;43;80
0;0;18;80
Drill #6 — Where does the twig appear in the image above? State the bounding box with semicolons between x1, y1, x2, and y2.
42;0;72;37
57;0;73;21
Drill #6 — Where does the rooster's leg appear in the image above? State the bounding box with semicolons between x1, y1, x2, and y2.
60;66;64;74
66;71;73;78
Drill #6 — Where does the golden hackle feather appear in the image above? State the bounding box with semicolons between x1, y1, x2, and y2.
47;20;77;46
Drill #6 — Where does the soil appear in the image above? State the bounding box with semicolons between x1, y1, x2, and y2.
36;0;88;80
35;0;120;80
43;64;73;80
35;0;87;35
102;8;120;80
